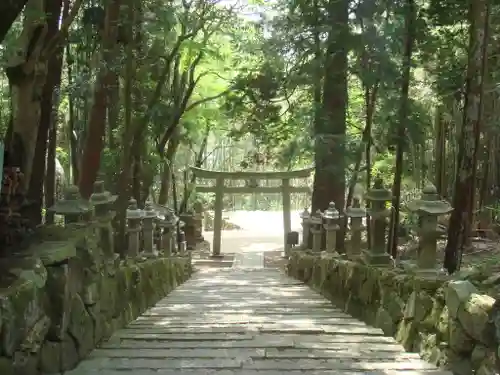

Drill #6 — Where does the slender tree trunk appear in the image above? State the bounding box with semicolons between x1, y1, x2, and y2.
179;127;210;212
444;0;489;273
387;0;416;258
107;73;120;150
365;83;378;246
434;105;446;197
78;0;121;199
45;115;57;224
27;0;64;224
158;130;181;205
131;138;143;205
66;45;79;184
115;0;137;253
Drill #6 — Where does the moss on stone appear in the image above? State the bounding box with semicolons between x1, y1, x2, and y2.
0;230;192;375
287;250;499;375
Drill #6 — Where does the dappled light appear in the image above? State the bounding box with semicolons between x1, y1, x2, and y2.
69;269;437;373
0;0;498;372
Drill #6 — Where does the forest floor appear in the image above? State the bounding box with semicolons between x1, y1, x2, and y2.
399;236;500;272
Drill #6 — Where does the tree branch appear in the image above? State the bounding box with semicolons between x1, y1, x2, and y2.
185;88;231;112
42;0;85;59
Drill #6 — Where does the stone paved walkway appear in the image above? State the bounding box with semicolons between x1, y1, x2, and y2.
66;268;450;375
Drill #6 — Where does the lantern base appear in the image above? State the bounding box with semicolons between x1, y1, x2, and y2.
361;250;394;267
413;267;448;279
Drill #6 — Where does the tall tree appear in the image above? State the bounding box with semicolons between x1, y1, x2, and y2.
387;0;416;257
78;0;122;199
311;0;349;250
444;0;490;273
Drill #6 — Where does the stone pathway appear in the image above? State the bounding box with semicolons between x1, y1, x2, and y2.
66;268;450;375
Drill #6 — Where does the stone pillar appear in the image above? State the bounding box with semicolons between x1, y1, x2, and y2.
163;219;176;256
48;185;92;226
322;202;341;253
363;178;393;266
300;208;311;249
90;180;117;258
167;213;179;254
178;220;187;254
193;201;205;242
346;198;366;259
180;212;197;250
142;202;158;257
154;216;164;252
408;184;452;274
310;210;323;252
126;199;143;258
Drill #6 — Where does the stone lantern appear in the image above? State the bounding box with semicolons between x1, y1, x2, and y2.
407;184;452;274
193;201;205;243
90;180;116;258
48;185;92;226
149;203;167;254
142;202;158;257
164;210;179;255
126;199;143;258
322;202;341;253
364;178;393;266
178;220;187;255
310;210;323;252
346;198;366;259
300;208;311;249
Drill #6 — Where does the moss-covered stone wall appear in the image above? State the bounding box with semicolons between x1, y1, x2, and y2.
287;250;499;375
0;226;192;375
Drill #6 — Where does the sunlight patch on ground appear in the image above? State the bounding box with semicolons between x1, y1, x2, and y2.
221;210;302;233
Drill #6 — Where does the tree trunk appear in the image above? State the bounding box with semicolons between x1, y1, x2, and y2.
444;0;489;273
115;0;138;254
107;73;120;150
387;0;416;258
45;115;57;224
78;0;121;199
6;0;48;191
158;130;181;205
131;137;142;205
311;0;349;250
179;127;210;213
66;45;79;184
27;0;64;225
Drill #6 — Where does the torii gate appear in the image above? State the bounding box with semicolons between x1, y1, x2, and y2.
191;166;313;257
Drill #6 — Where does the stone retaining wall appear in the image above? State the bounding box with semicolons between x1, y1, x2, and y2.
287;250;500;375
0;226;192;375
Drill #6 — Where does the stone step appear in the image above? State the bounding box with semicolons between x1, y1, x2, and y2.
65;269;452;375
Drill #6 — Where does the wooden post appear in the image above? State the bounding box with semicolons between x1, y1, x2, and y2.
282;178;292;257
212;176;224;257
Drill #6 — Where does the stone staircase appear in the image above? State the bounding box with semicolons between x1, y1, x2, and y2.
66;268;450;375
